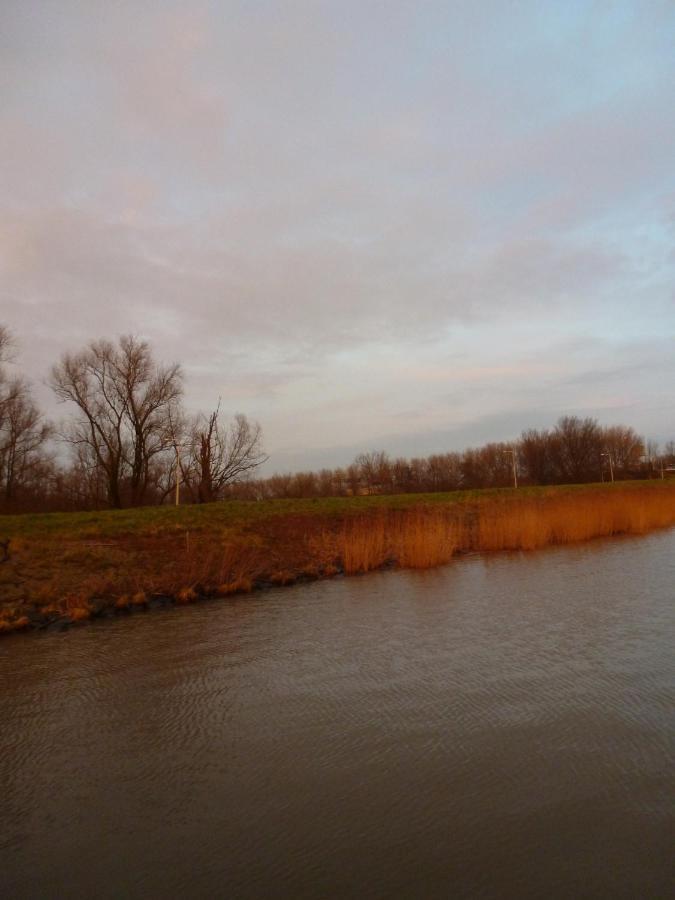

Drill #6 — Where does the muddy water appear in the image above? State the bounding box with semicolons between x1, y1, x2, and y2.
1;530;673;899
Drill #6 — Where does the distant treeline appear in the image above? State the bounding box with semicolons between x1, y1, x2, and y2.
225;417;674;501
1;324;673;514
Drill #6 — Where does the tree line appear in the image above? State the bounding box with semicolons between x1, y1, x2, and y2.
0;327;266;512
222;419;673;501
1;324;673;513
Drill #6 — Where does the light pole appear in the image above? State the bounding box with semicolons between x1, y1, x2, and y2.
175;446;181;506
601;451;614;483
504;448;518;489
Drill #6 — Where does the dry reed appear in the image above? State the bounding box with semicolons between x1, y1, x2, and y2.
475;486;675;552
340;509;459;573
339;485;675;574
341;515;389;574
1;483;673;633
393;510;459;568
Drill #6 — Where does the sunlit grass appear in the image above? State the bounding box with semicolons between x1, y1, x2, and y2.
2;480;666;540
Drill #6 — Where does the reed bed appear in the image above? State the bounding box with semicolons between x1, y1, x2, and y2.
341;515;389;574
394;510;460;569
0;482;673;633
340;510;460;573
474;485;675;552
340;484;675;571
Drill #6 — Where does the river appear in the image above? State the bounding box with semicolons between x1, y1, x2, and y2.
1;529;673;898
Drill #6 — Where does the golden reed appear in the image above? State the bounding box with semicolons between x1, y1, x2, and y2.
341;510;460;574
340;485;675;573
1;484;673;633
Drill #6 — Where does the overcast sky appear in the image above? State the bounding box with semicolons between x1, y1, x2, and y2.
1;0;674;472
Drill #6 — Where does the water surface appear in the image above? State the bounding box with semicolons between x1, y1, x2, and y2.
1;530;674;898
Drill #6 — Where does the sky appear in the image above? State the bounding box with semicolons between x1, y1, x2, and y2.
1;0;674;473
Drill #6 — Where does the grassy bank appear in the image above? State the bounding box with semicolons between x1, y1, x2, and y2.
1;481;674;635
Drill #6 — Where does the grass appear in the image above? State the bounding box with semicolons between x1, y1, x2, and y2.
0;481;673;635
2;481;656;539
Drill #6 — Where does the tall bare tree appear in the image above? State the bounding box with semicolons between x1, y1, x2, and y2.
0;326;53;509
519;428;557;485
354;451;391;493
602;426;644;475
552;415;603;483
0;326;18;414
0;379;52;504
183;403;267;503
50;335;182;507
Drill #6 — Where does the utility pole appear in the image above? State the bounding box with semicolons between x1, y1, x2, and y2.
602;452;614;483
168;406;182;507
175;446;181;507
504;448;518;489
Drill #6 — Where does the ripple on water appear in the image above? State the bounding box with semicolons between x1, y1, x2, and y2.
0;528;673;899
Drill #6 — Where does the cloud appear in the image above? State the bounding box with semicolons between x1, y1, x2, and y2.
1;0;674;467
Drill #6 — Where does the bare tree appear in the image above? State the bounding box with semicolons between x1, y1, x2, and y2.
354;451;391;493
642;439;660;477
519;428;557;485
0;378;52;504
0;326;19;414
552;416;603;483
460;447;487;489
185;402;267;503
602;426;644;475
0;326;52;509
57;443;109;510
332;467;347;496
50;335;182;508
425;453;463;492
0;324;14;364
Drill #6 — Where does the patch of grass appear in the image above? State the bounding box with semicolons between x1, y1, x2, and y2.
4;481;667;541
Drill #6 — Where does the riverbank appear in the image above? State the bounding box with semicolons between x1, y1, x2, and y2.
1;481;674;635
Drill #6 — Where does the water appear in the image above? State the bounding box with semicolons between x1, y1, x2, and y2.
1;530;674;899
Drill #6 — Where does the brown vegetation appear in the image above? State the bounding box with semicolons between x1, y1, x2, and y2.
341;510;460;574
473;487;675;551
0;482;673;635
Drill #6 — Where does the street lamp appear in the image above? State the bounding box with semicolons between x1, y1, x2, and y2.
601;451;614;483
504;448;518;489
175;445;182;506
